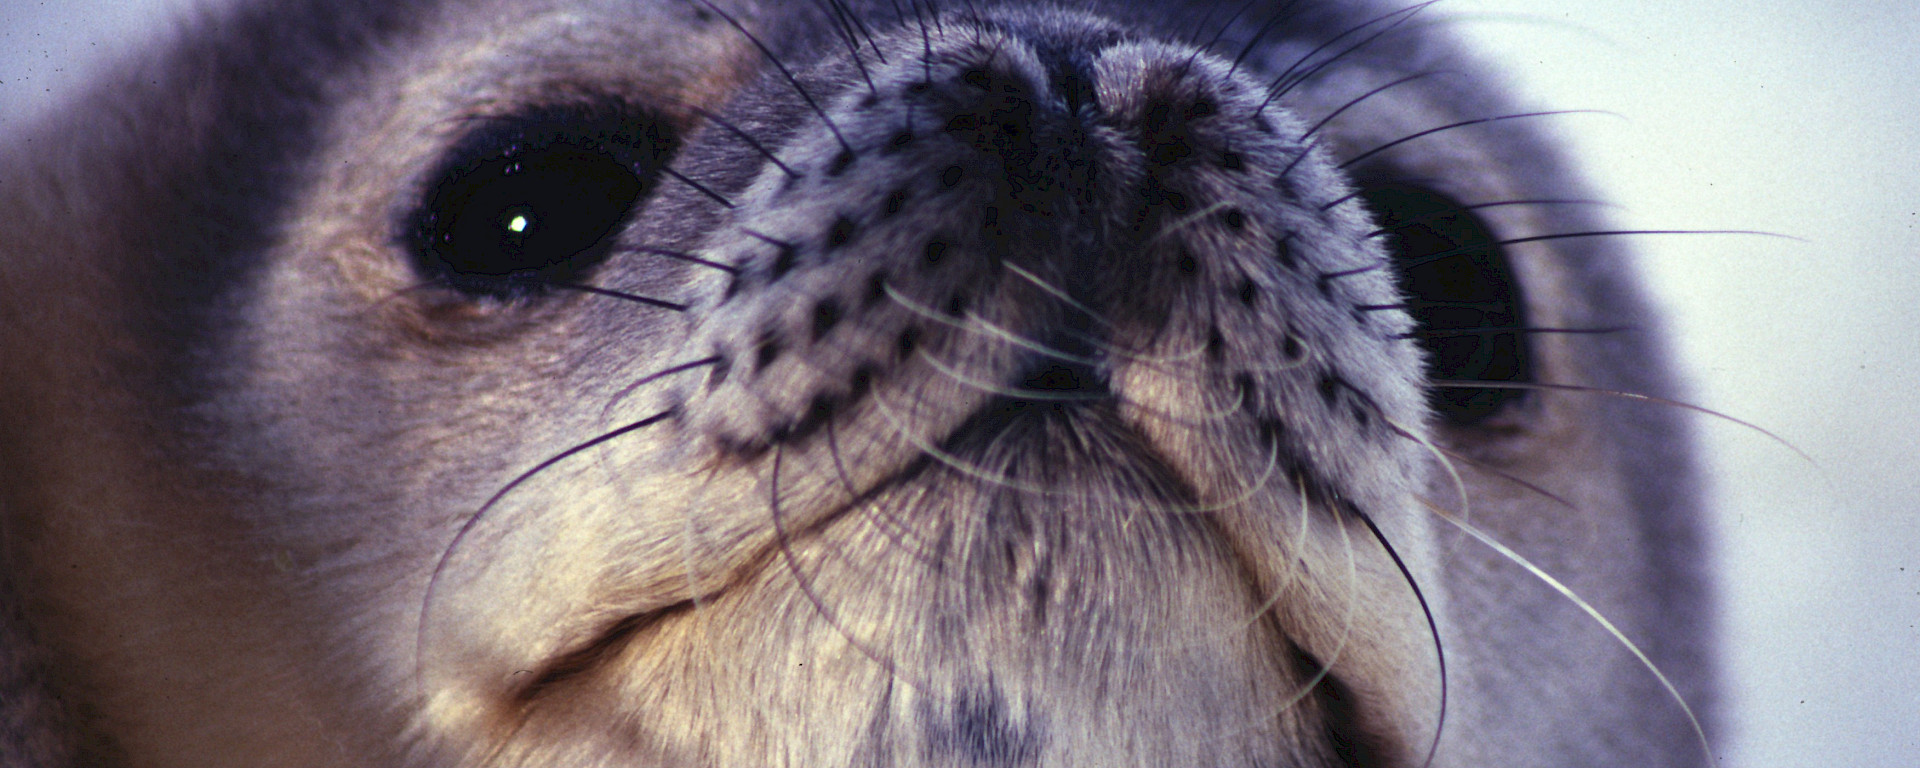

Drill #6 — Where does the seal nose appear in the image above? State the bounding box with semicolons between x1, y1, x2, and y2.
680;9;1422;478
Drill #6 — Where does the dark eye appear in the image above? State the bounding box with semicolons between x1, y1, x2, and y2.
409;105;677;299
1360;183;1531;425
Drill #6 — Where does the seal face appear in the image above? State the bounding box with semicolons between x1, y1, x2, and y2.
0;1;1712;766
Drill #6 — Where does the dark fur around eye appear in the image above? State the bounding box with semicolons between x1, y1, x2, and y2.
1362;183;1532;425
408;104;678;299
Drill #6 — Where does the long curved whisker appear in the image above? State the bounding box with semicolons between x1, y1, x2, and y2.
765;445;919;688
697;0;856;156
1399;325;1630;340
880;279;1220;371
1192;0;1261;54
1226;2;1301;78
1318;261;1388;286
415;409;674;688
1397;228;1800;268
1430;446;1579;514
914;352;1102;403
1367;198;1614;236
1430;380;1812;463
1351;506;1447;768
1338;110;1609;171
598;356;723;422
865;389;1238;508
819;420;970;575
1257;0;1442;115
995;262;1218;366
1265;0;1429;95
881;283;1099;366
1245;481;1361;730
1301;71;1449;141
1423;499;1715;766
1146;200;1239;248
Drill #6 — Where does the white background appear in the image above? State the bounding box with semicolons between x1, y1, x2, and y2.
1443;2;1920;764
4;0;1915;765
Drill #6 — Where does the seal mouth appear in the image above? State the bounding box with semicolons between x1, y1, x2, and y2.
496;371;1414;766
1017;358;1107;397
509;600;698;706
509;349;1147;709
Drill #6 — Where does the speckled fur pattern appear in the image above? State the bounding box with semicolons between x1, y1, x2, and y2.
0;1;1712;766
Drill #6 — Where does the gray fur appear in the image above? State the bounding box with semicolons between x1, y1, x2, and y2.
0;0;1711;765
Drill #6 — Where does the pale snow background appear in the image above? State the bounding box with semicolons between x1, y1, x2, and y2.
3;0;1915;765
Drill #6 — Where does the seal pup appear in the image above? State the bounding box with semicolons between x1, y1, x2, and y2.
0;0;1713;765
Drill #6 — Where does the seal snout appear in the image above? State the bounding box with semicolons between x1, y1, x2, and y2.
679;11;1425;494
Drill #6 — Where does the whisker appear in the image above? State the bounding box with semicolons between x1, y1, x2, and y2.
1250;483;1361;726
880;279;1211;370
1391;228;1798;270
922;0;945;35
1494;227;1797;248
696;0;856;156
883;0;911;34
819;417;952;567
810;0;878;94
1301;71;1451;142
1318;188;1367;212
598;356;723;422
997;261;1106;327
1436;447;1578;513
659;166;735;209
865;391;1055;496
993;260;1223;368
551;283;690;312
915;351;1106;403
955;0;986;27
740;228;796;249
1399;325;1630;339
880;282;1096;366
1257;0;1441;115
1318;261;1388;286
684;104;802;179
829;0;889;64
1337;110;1608;171
415;409;674;688
1430;380;1813;463
1192;0;1259;53
1188;468;1314;676
1366;198;1613;236
626;246;741;275
910;0;934;82
1424;500;1715;767
765;445;916;687
866;390;1239;506
1226;2;1301;78
1351;506;1447;768
1266;0;1427;94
